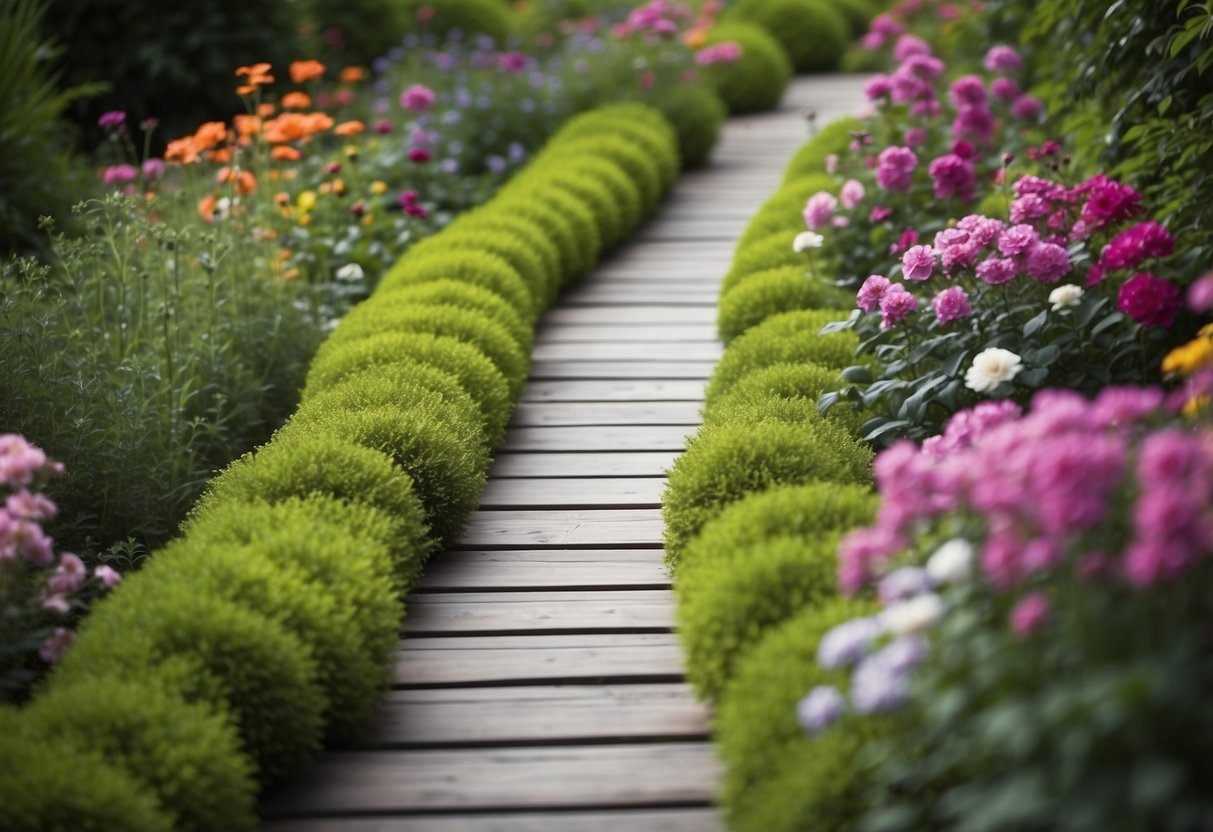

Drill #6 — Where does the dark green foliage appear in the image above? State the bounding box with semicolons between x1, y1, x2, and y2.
555;104;681;191
372;279;533;355
300;0;410;67
394;0;512;44
53;583;327;786
702;22;793;114
328;301;530;398
722;230;803;296
26;677;257;832
832;0;876;38
725;0;850;73
705;309;861;404
278;405;488;545
706;361;868;434
379;249;537;321
783;116;863;183
0;709;173;832
717;266;852;343
678;533;843;699
715;597;884;830
192;435;435;585
662;420;873;566
445;213;564;305
304;332;513;446
651;84;728;170
44;0;299;150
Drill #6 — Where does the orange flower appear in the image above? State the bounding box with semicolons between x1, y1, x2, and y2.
289;60;326;84
340;66;366;83
302;112;334;134
258;102;277;118
282;91;312;110
271;145;302;161
198;193;216;222
684;28;707;48
165;137;200;165
235;62;274;85
234;114;262;138
206;147;233;164
217;166;257;195
192;121;229;152
274;192;291;207
262;114;308;144
334;120;365;136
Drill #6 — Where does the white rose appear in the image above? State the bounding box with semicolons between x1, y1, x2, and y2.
793;231;825;252
1048;284;1084;311
335;262;365;282
926;538;974;585
880;593;945;637
964;347;1023;393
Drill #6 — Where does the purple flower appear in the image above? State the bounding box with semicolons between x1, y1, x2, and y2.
38;628;74;664
948;75;987;110
864;74;893;100
1025;242;1072;283
901;245;936;281
878;567;933;604
952;106;995;143
798;686;847;734
902;53;945;79
6;490;55;521
95;564;123;589
400;83;436;112
857;274;891;313
983;45;1023;73
903;127;927;147
850;638;927;714
1010;592;1050;637
998;224;1038;257
931;286;972;323
990;77;1020;103
891;68;932;104
1100;221;1176;271
1118;273;1182;328
880;283;919;329
840;179;865;210
141;158;165;179
102;164;138;185
876;146;918;191
1079;175;1144;228
1012;94;1044;121
1187;273;1213;312
909;99;942;119
893;34;931;61
802;191;838;231
817;616;884;669
957;214;1005;247
97;110;126;129
498;51;529;73
927;153;976;201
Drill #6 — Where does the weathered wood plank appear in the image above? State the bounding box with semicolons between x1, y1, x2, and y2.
261;743;721;815
535;325;718;343
360;684;708;747
478;478;667;509
528;363;713;381
559;290;718;306
264;807;724;832
541;306;716;325
416;549;670;591
456;509;664;549
395;633;688;687
521;380;706;402
404;590;676;635
500;425;691;453
531;342;722;363
508;401;701;427
489;452;678;478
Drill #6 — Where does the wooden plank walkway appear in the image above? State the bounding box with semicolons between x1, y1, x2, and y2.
263;76;867;832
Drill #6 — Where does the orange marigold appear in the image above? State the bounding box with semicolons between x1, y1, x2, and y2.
271;145;302;161
262;114;308;144
198;194;217;222
258;102;277;118
334;120;365;136
165;137;200;165
193;121;229;152
235;62;274;86
290;60;326;84
234;114;262;137
217;166;257;195
340;66;367;83
282;91;312;110
302;112;334;134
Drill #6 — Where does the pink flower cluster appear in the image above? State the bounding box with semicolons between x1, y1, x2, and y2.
615;0;689;38
400;83;435;113
696;42;742;65
839;387;1213;597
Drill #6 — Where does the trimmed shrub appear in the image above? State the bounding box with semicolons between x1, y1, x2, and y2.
715;598;886;831
25;677;256;832
379;249;536;321
304;332;512;446
722;230;804;296
662;419;873;566
678;533;842;699
525;170;626;252
726;0;850;74
192;434;435;585
702;22;792;114
782;116;863;183
52;584;327;786
718;266;853;343
0;709;173;832
395;0;511;44
652;84;728;170
540;157;646;247
470;197;579;301
364;279;533;355
277;405;488;545
705;309;861;404
446;213;563;305
706;361;868;434
327;302;530;398
535;135;664;218
495;187;601;285
556;103;681;191
736;173;839;249
832;0;876;38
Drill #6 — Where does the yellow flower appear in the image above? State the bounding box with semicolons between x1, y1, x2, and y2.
1183;395;1210;419
1162;337;1213;377
296;190;317;212
361;213;375;227
370;180;388;195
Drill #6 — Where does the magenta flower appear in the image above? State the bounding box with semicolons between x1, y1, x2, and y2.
1025;242;1072;283
901;245;936;281
876;146;918;191
990;77;1020;103
890;228;919;255
1117;273;1182;329
857;274;891;313
141;158;165;180
802;191;838;231
1079;175;1144;228
904;127;928;147
957;214;1005;248
880;283;919;328
38;628;75;664
94;564;123;589
864;74;893;100
400;83;436;112
893;34;931;61
870;205;893;223
1187;273;1213;312
983;45;1023;73
498;52;530;73
927;153;976;200
1100;221;1176;271
97;110;126;129
840;179;866;210
408;147;432;164
1010;592;1050;637
931;286;971;323
909;99;942;118
1012;94;1044;121
948;75;987;110
952;106;995;142
101;164;138;185
891;69;932;104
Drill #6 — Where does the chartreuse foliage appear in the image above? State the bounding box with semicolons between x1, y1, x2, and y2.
17;101;680;829
707;362;868;434
725;0;850;74
722;230;803;295
736;173;839;248
395;0;511;44
652;84;728;170
702;22;793;114
717;265;853;343
782;116;864;183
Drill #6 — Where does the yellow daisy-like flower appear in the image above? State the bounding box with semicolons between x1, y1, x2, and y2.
1162;337;1213;377
370;180;388;195
296;190;317;212
1183;395;1210;419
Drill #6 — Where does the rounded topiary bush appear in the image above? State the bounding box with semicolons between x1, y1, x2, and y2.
652;84;728;170
192;434;435;584
737;173;839;249
715;597;886;831
678;532;842;700
723;230;804;296
304;332;512;446
662;419;873;566
556;104;680;191
278;405;488;545
395;0;511;44
445;214;563;304
717;266;853;343
495;187;601;285
701;22;792;114
726;0;850;74
706;361;867;434
473;197;579;299
536;135;664;218
327;302;530;398
783;115;863;183
705;309;861;404
53;584;326;786
830;0;875;38
378;249;536;321
382;273;536;354
541;157;646;245
526;170;626;252
25;677;256;832
0;709;173;832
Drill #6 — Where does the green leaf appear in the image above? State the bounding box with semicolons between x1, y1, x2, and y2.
842;364;874;384
1022;309;1049;338
1091;311;1126;336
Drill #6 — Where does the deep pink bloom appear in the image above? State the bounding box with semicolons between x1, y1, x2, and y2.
957;214;1005;248
879;283;919;328
890;228;919;255
408;147;432;163
498;52;530;72
400;84;435;112
998;224;1038;257
102;165;138;185
893;34;931;61
1079;175;1144;228
864;74;894;100
876;146;918;191
1010;592;1050;637
904;127;928;146
975;257;1017;285
902;53;945;79
1100;221;1176;271
870;14;905;38
983;45;1023;73
948;75;987;110
891;69;933;104
803;191;838;231
1187;273;1213;312
1118;273;1182;328
931;286;971;323
840;179;865;210
1025;242;1072;283
927;153;976;200
870;205;893;223
98;110;126;129
909;99;942;118
1010;194;1051;224
951;139;976;159
141;158;165;179
901;245;936;281
857;274;891;313
1012;94;1044;121
951;106;995;142
696;42;742;65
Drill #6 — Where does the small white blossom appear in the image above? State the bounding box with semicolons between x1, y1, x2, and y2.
965;347;1023;393
793;231;825;252
335;262;365;282
880;593;945;637
1048;283;1084;310
926;538;974;585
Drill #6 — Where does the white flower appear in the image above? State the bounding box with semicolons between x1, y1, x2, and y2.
964;347;1023;393
335;262;365;282
1048;283;1084;310
880;593;945;637
793;231;825;252
926;538;974;585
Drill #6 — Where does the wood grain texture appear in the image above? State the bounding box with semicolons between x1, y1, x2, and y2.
528;362;714;381
477;477;666;509
531;341;722;363
500;425;691;453
415;549;670;591
535;324;718;343
521;380;706;402
489;451;678;478
541;306;716;325
456;509;664;548
404;590;676;635
508;401;701;427
264;808;724;832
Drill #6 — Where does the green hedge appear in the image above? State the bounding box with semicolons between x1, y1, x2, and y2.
652;84;728;170
702;22;793;114
717;265;853;343
721;230;803;296
706;361;868;434
725;0;850;74
379;249;538;322
782;116;863;183
394;0;511;44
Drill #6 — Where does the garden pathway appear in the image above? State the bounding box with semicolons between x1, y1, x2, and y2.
262;74;868;832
